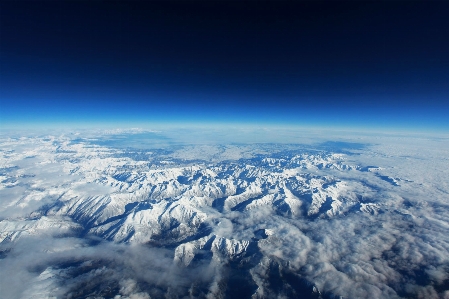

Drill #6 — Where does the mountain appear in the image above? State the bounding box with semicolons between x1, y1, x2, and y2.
1;131;448;299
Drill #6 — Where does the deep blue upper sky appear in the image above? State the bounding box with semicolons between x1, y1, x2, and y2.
1;1;448;130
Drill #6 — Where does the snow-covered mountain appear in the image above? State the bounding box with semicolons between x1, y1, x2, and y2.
1;131;448;299
5;137;378;244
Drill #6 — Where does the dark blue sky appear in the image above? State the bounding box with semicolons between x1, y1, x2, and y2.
1;1;448;130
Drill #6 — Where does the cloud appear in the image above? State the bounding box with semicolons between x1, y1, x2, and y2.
1;131;449;298
0;231;219;299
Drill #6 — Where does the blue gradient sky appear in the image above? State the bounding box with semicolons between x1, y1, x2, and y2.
1;2;448;131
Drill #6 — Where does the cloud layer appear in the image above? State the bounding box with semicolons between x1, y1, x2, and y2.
1;129;449;298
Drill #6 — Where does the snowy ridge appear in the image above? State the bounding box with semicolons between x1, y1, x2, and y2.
174;234;251;266
1;137;388;247
0;216;80;243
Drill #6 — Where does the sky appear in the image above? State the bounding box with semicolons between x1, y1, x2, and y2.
1;1;448;131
